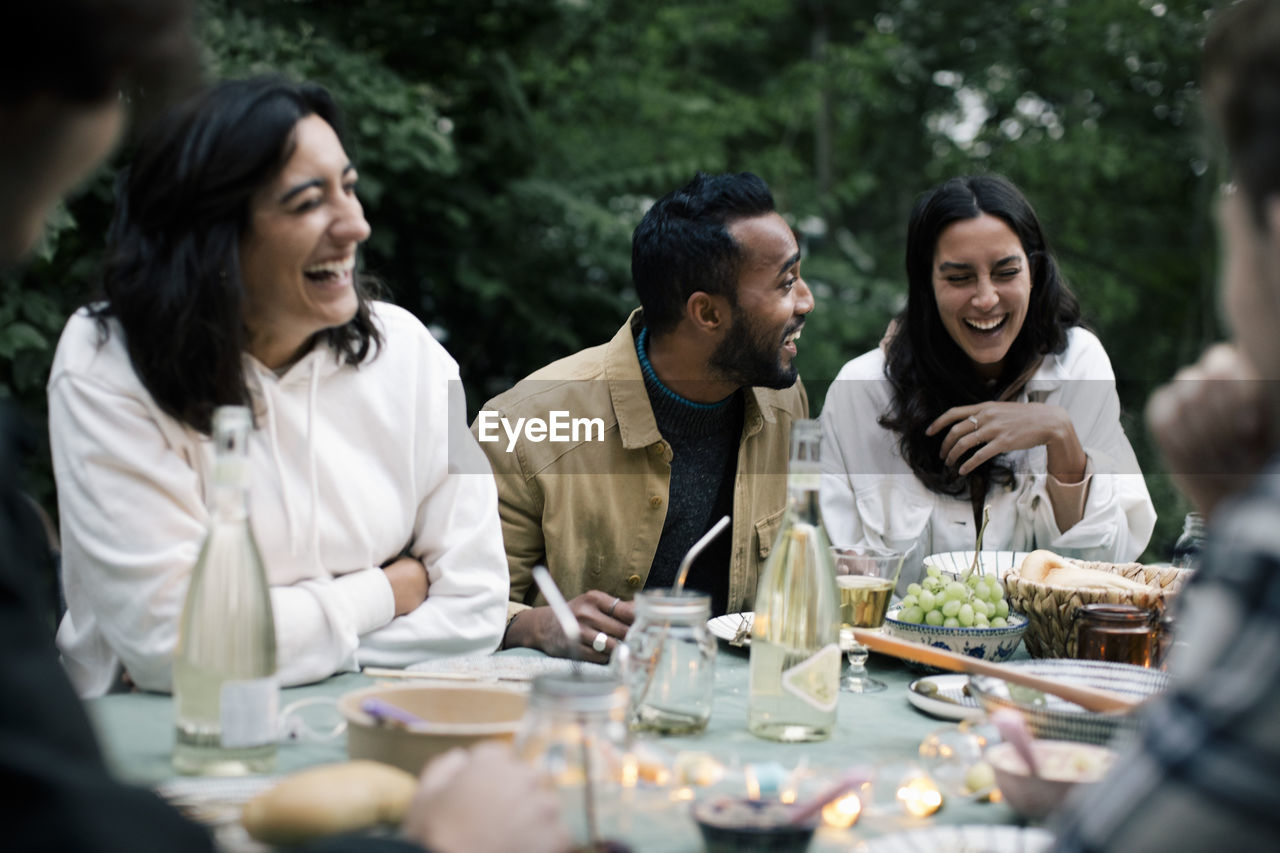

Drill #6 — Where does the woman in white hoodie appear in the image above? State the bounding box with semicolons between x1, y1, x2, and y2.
48;76;509;697
819;175;1155;581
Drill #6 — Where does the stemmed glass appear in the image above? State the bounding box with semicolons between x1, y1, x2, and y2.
832;547;905;694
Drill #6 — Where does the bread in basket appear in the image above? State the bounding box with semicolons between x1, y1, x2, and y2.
1004;550;1192;659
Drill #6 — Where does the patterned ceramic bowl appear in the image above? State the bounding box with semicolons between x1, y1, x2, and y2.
968;659;1169;745
882;608;1029;672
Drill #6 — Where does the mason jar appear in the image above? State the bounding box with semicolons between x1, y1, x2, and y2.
1073;603;1163;668
618;588;716;735
1171;512;1206;570
515;672;633;847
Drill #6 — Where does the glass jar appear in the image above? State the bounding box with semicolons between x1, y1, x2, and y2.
1172;512;1206;570
1072;603;1163;668
618;589;716;735
515;673;634;847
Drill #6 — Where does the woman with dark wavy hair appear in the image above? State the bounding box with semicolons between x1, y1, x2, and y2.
47;76;508;697
820;175;1154;580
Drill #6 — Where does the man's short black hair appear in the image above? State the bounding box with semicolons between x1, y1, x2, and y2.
630;171;776;337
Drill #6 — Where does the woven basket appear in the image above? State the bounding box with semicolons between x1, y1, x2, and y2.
1004;559;1192;659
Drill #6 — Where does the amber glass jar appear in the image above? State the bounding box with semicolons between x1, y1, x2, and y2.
1073;603;1162;668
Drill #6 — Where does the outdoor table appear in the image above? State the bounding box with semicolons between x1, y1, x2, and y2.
88;644;1029;851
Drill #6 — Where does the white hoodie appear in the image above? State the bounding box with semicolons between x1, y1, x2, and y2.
49;302;507;697
819;326;1156;584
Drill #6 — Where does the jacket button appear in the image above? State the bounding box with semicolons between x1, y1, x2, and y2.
649;495;663;508
627;574;642;588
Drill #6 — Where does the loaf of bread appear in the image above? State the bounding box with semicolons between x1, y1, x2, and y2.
1017;550;1152;592
241;760;417;844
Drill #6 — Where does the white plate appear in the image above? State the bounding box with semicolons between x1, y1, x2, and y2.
405;654;609;682
707;612;754;646
862;824;1054;852
924;550;1031;580
906;673;984;721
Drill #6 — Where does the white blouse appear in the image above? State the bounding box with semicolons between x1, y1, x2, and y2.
819;327;1155;587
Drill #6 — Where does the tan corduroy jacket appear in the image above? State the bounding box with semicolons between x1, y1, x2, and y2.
472;310;809;621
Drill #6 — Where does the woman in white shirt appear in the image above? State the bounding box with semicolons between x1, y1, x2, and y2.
820;175;1154;582
49;77;508;697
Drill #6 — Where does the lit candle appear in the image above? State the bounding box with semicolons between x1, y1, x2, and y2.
620;754;639;789
896;776;943;817
821;793;862;828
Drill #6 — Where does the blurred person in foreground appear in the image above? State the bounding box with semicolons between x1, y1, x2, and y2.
0;5;566;851
820;174;1154;584
49;75;508;698
476;172;810;661
1052;0;1280;848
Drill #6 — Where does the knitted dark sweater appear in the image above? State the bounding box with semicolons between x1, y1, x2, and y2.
636;328;741;616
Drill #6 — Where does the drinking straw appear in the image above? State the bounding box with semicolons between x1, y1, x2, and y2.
673;515;731;593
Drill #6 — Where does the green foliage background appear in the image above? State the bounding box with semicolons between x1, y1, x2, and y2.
2;0;1221;560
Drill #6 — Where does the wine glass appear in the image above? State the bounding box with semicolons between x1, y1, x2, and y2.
831;547;906;694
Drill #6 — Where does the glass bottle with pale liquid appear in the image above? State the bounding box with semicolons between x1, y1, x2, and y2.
747;419;841;742
173;405;278;775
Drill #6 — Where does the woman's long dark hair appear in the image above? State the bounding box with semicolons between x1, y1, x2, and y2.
880;174;1081;496
92;75;382;435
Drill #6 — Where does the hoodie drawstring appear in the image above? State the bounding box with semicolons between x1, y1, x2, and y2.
307;357;321;564
258;368;301;557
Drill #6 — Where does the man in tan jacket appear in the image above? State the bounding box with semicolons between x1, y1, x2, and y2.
473;172;812;661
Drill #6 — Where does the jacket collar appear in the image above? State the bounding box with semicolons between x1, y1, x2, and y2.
1024;345;1072;396
605;308;781;449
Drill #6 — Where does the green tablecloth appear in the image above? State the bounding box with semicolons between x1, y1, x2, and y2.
88;646;1027;851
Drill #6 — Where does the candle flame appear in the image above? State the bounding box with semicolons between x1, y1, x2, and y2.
897;776;943;817
620;755;639;789
821;793;862;828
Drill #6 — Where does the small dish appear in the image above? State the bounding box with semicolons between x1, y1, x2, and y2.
338;683;528;775
906;674;983;721
691;795;818;853
707;612;754;646
986;739;1116;821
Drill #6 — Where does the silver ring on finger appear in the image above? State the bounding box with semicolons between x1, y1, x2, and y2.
607;596;621;617
968;414;980;432
592;631;608;653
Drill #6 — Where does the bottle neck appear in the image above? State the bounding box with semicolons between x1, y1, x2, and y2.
786;458;823;524
787;481;822;525
210;460;250;522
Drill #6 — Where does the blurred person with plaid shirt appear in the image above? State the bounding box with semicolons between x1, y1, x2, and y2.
1053;0;1280;848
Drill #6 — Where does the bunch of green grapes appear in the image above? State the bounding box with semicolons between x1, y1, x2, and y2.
894;565;1011;628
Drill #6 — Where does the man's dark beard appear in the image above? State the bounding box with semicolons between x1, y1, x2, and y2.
708;305;800;390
